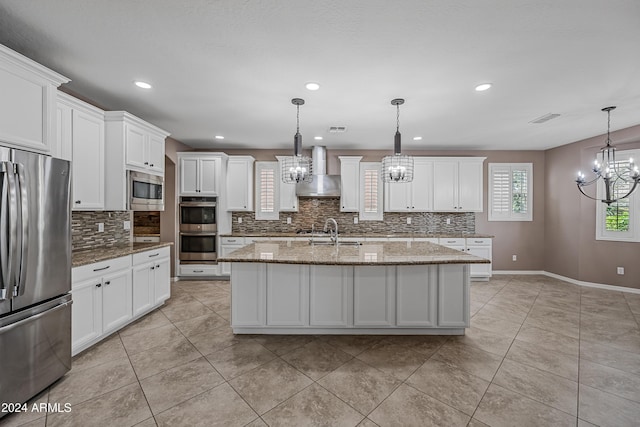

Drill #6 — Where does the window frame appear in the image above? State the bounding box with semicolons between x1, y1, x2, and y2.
488;163;533;222
254;161;279;221
359;162;383;221
595;148;640;242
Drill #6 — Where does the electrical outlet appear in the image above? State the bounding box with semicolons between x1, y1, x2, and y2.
123;220;131;230
406;217;412;225
512;254;517;261
97;223;104;232
286;217;292;224
238;217;243;224
617;267;625;275
353;217;358;224
446;218;451;225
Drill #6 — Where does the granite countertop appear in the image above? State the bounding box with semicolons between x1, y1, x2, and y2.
220;232;493;239
72;242;173;267
217;240;490;266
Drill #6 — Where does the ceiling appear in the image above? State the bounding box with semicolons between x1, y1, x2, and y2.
1;0;639;151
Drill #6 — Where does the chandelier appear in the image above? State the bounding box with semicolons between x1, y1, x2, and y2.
576;106;640;204
281;98;312;184
382;98;414;183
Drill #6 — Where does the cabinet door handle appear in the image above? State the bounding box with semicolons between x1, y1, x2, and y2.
148;253;160;258
474;240;483;243
144;162;149;165
151;266;155;270
150;164;154;167
95;283;101;288
93;265;110;272
74;200;81;204
104;281;111;285
193;270;204;273
156;265;160;268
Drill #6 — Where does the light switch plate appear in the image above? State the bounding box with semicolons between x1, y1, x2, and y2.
123;220;131;230
406;217;411;225
287;217;292;224
97;223;104;232
238;217;243;223
353;217;358;224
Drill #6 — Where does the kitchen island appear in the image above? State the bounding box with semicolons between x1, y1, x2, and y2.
219;240;489;335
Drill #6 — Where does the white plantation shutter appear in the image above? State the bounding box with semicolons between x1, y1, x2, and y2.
360;162;383;220
489;163;533;221
255;162;279;220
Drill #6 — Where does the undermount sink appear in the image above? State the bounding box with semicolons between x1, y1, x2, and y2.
308;240;362;246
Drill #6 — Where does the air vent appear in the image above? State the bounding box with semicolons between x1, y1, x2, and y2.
529;113;561;124
328;126;347;133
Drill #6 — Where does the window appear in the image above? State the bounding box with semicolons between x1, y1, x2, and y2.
255;162;279;220
596;149;640;242
488;163;533;221
359;162;383;221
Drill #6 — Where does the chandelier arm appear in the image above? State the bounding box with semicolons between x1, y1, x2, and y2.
616;180;640;201
576;184;606;203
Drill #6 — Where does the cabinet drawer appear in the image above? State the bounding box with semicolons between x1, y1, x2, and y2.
413;238;439;243
221;237;244;245
246;237;270;243
439;238;466;246
132;246;170;266
465;238;492;246
73;256;131;284
134;236;160;243
179;265;219;276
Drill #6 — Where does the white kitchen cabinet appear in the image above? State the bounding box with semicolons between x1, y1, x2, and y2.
105;111;167;174
266;264;309;326
71;256;132;354
231;263;266;326
465;238;492;279
55;101;72;161
396;265;437;326
226;156;254;211
432;157;485;212
179;154;224;196
275;156;298;212
339;156;361;212
58;93;105;210
353;266;395;326
220;236;244;276
438;265;469;327
309;266;352;327
132;247;171;316
104;112;170;210
438;237;466;252
0;44;69;155
384;158;433;212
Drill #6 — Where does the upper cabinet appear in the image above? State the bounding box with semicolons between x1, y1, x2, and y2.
57;92;105;210
339;156;361;212
432;157;485;212
178;153;225;196
0;44;69;155
226;156;255;211
104;111;170;210
384;158;433;212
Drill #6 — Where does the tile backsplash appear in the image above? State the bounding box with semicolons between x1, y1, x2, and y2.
232;198;474;234
72;211;132;251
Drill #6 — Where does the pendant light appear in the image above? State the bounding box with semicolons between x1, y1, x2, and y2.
281;98;313;184
382;98;414;183
576;106;640;204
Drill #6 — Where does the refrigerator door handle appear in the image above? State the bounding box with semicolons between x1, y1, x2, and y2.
0;161;18;300
14;163;29;296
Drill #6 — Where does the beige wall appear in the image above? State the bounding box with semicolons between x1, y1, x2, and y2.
545;125;640;289
160;137;193;276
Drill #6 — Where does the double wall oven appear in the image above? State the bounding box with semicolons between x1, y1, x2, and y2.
179;197;217;263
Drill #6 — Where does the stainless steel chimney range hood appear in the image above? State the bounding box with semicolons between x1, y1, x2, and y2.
296;146;341;198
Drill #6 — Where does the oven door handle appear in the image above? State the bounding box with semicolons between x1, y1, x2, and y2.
180;233;217;237
179;202;217;207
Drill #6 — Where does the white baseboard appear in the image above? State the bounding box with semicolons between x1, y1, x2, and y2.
493;270;640;294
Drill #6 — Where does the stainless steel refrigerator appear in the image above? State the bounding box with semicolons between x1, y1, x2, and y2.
0;147;72;413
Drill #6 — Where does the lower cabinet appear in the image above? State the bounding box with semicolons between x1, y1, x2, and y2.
230;263;470;333
72;247;171;356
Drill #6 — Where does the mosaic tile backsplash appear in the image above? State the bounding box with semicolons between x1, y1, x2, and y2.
72;211;132;251
232;198;475;234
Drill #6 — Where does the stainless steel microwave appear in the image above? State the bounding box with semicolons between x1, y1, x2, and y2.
129;171;164;211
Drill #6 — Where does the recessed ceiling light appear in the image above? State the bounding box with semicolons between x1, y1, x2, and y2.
134;81;152;89
305;82;320;91
215;135;224;140
475;83;492;92
314;136;323;140
413;136;423;141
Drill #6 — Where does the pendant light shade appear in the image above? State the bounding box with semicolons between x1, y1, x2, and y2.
282;98;313;184
576;106;640;204
382;98;414;183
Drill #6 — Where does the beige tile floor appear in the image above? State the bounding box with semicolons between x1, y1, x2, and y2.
3;275;640;426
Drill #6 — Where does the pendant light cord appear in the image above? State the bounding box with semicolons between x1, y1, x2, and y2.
396;103;400;133
606;108;611;147
297;104;300;134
